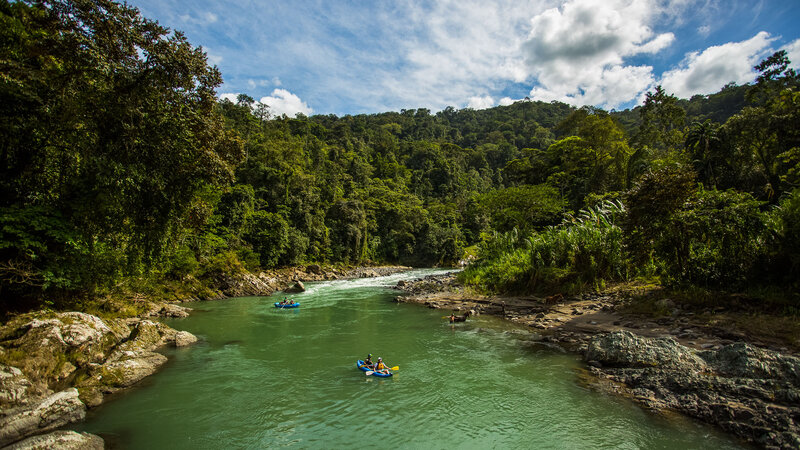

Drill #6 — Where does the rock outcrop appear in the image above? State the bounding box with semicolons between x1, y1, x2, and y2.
0;364;32;409
585;331;800;449
284;281;305;293
586;330;708;371
175;330;198;347
0;388;86;447
3;430;104;450
0;312;198;446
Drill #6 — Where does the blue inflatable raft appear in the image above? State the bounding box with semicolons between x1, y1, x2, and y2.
274;302;300;308
357;360;393;377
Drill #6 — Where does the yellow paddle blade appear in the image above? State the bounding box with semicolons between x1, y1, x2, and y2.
390;366;399;371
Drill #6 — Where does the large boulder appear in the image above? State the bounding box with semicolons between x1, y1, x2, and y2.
586;331;708;372
0;364;33;409
284;281;305;293
76;351;167;407
213;271;274;297
699;342;800;382
174;331;198;347
156;303;192;318
585;332;800;449
3;431;104;450
306;264;322;275
0;313;122;396
0;388;86;447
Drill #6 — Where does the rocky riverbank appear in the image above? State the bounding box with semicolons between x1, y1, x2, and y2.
395;273;800;449
0;308;196;448
0;264;410;448
175;264;411;301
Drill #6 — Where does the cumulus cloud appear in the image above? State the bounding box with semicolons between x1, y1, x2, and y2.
467;95;495;109
660;31;775;98
499;97;514;106
784;38;800;70
521;0;675;108
218;90;312;118
218;93;238;103
377;0;540;111
258;89;313;117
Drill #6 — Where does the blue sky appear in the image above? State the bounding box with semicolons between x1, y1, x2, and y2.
127;0;800;117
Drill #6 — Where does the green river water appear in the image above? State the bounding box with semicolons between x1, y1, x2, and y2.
76;269;745;449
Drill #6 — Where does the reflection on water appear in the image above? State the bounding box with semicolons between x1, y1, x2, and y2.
76;269;744;449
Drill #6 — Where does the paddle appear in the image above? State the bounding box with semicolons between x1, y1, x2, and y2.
364;366;398;376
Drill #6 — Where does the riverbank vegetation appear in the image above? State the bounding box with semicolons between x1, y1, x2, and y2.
1;0;798;315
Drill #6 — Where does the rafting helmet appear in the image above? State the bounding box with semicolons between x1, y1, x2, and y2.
377;357;382;361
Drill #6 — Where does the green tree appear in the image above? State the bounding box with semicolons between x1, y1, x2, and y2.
0;0;243;302
634;86;686;153
623;165;697;266
684;120;723;187
245;211;289;268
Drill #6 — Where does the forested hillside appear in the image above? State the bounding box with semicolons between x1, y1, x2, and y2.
1;0;798;313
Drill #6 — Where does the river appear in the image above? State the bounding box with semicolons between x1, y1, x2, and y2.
75;269;744;448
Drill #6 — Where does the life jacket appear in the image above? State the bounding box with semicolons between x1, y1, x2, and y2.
376;362;386;370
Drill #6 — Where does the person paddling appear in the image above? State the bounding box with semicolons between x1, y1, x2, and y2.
374;357;391;374
362;354;374;369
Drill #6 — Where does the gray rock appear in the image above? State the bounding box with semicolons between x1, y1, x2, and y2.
306;264;322;275
585;332;800;449
0;364;32;409
0;389;86;447
3;430;104;450
586;331;708;371
213;272;274;297
158;304;191;318
699;342;800;383
100;352;168;388
174;331;198;347
109;320;166;358
284;281;305;293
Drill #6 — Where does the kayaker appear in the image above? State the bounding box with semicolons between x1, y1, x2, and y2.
374;357;390;374
363;354;374;369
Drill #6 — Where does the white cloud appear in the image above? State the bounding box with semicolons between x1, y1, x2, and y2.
219;90;313;117
697;25;711;37
660;31;775;98
499;97;514;106
376;0;543;111
258;89;313;117
467;95;495;109
179;12;218;25
784;38;800;70
521;0;676;108
218;93;238;103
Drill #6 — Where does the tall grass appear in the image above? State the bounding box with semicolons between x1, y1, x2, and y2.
461;200;631;294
